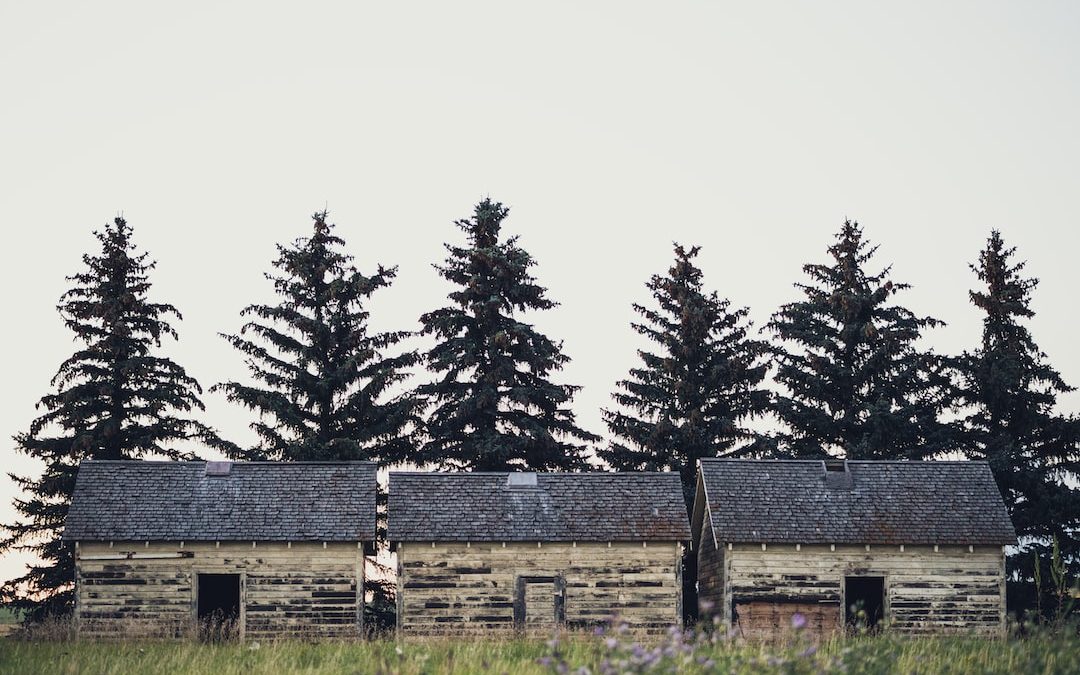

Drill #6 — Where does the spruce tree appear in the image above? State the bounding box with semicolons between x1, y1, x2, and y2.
214;210;419;628
600;244;770;622
214;210;419;464
2;216;216;621
600;244;770;503
954;231;1080;585
418;198;596;471
767;220;953;459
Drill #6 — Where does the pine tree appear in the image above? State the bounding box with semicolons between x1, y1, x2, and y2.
418;198;596;471
954;231;1080;586
214;210;419;464
2;216;216;621
214;210;420;629
767;220;954;459
600;244;770;503
599;244;770;623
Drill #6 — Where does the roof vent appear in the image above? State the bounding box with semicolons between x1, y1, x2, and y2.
823;459;853;489
205;461;232;476
824;459;847;472
507;472;538;488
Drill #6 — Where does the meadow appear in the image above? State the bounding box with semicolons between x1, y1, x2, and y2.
1;625;1078;675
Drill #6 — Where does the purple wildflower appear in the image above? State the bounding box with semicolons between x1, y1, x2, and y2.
791;612;807;630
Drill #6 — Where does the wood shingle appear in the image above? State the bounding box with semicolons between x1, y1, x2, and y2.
389;471;691;543
63;460;377;542
696;458;1016;546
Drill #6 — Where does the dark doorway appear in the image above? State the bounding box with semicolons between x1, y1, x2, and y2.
197;573;241;641
845;576;885;631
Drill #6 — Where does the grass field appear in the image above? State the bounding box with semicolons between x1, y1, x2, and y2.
1;630;1078;674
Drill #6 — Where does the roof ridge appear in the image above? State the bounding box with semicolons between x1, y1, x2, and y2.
699;458;990;465
846;460;990;465
389;471;680;477
82;460;377;466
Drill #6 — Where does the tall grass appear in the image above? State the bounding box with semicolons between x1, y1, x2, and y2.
0;629;1077;674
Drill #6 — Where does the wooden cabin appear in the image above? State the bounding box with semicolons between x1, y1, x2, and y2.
388;471;691;635
63;460;376;640
692;459;1015;638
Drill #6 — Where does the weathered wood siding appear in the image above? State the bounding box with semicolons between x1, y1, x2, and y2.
396;541;681;635
719;543;1005;638
74;541;364;640
696;512;724;620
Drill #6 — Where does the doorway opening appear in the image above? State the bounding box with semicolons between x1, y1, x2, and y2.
197;573;241;641
844;576;884;631
514;576;565;636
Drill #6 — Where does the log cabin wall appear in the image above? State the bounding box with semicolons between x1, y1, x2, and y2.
74;541;363;640
396;541;682;635
723;543;1006;639
696;512;724;621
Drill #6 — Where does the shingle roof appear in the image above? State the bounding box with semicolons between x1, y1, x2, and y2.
63;460;377;542
695;459;1016;545
388;472;691;542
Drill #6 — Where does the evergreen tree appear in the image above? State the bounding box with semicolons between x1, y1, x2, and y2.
954;231;1080;585
418;198;596;471
2;216;216;621
600;244;770;503
767;220;953;459
214;210;420;629
214;210;419;464
599;244;770;623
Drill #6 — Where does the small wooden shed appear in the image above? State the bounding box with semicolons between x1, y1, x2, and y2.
64;460;376;640
692;459;1016;639
388;471;691;635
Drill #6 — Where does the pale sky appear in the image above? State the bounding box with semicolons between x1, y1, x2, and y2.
2;1;1079;585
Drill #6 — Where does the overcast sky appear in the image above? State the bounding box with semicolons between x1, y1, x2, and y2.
2;1;1079;585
